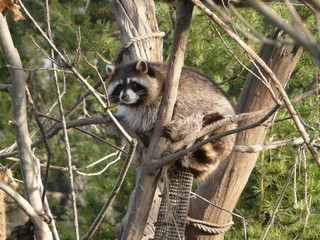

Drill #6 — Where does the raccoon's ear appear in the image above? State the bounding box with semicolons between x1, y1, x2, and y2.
106;65;116;77
135;60;148;74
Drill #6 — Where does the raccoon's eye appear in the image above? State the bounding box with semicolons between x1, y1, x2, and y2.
129;82;139;91
115;84;122;91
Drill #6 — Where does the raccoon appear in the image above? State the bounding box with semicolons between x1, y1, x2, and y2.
106;60;237;180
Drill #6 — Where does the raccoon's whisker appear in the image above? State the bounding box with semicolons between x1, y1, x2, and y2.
136;90;148;95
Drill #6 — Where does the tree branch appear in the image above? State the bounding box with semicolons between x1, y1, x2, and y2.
246;0;320;64
192;0;320;168
0;84;11;93
0;12;52;239
120;1;194;239
148;106;279;173
82;139;137;240
235;137;305;152
0;180;47;230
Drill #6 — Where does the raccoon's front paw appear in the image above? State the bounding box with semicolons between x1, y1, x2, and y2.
163;125;182;142
139;134;151;147
101;112;112;122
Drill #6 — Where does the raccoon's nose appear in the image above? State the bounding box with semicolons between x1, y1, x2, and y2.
121;93;129;101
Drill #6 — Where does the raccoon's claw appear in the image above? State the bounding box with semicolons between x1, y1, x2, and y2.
101;112;111;121
163;125;181;142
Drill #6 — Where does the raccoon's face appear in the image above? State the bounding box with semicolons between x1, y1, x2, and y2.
106;60;162;107
107;77;148;105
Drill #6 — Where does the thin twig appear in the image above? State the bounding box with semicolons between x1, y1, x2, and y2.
261;156;296;240
36;112;127;154
19;0;132;143
73;26;81;67
149;106;279;173
246;0;320;64
52;52;80;240
2;83;319;160
210;21;279;104
284;0;316;44
210;0;292;46
83;57;110;107
6;155;126;175
25;86;52;205
234;137;305;153
81;139;137;240
302;148;310;215
191;0;320;168
0;64;72;73
301;0;320;41
190;192;244;220
76;151;123;176
293;149;299;208
29;35;64;67
0;180;47;229
220;0;279;105
18;0;68;64
44;1;64;237
0;84;11;93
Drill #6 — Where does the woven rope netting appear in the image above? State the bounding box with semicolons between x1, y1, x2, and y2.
153;167;193;240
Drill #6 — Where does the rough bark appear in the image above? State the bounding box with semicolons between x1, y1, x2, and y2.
119;1;194;239
0;13;53;240
109;0;164;239
186;28;303;239
109;0;163;63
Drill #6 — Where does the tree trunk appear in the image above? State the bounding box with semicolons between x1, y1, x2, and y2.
186;28;303;239
109;0;163;63
0;13;53;240
109;0;164;239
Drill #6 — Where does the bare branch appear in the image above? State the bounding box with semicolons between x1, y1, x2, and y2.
0;64;72;73
29;35;64;67
0;12;53;239
301;0;320;41
0;180;49;233
75;150;122;175
19;0;132;144
149;106;279;173
83;57;110;107
121;1;194;239
81;139;137;240
261;153;296;240
192;0;320;167
18;0;68;64
210;21;279;104
285;0;315;41
0;84;11;93
246;0;320;64
235;137;305;152
25;86;52;206
190;192;244;220
52;57;80;240
73;26;82;67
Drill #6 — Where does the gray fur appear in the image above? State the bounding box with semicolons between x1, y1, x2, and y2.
107;60;237;180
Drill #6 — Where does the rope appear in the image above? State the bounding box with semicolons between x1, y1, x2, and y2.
112;31;165;65
187;216;234;234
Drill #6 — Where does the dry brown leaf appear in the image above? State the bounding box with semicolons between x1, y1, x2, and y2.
9;3;25;21
0;0;13;13
0;0;25;21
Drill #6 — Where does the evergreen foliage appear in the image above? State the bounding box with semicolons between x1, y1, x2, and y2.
0;1;319;239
